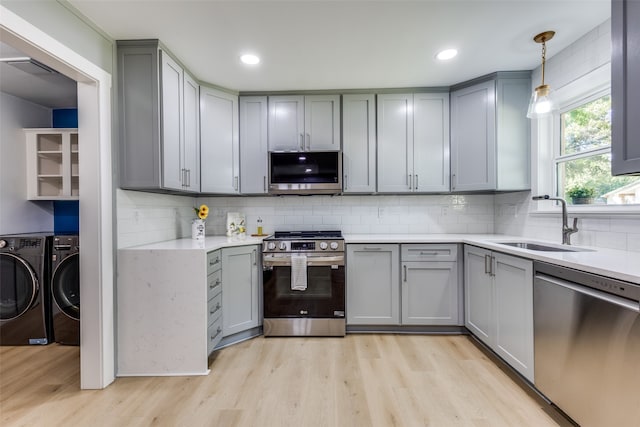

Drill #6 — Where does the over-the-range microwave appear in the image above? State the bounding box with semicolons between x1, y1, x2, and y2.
268;151;342;195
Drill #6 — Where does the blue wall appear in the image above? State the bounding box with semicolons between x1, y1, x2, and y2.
53;109;79;234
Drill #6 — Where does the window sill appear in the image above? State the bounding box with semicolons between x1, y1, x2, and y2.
530;205;640;218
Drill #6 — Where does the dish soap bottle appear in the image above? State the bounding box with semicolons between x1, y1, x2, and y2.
257;217;263;236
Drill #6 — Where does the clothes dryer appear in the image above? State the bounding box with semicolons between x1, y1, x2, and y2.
50;235;80;345
0;234;53;345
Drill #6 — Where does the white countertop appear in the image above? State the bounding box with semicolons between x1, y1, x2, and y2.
344;234;640;285
119;235;267;252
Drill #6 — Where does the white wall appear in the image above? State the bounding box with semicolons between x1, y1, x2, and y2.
0;92;54;234
495;19;640;253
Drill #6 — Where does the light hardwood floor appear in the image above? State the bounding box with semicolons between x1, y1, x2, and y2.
1;335;568;426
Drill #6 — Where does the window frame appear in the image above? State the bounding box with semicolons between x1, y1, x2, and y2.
532;62;640;217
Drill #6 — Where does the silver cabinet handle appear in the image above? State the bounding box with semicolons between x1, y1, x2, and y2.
344;174;348;190
263;176;267;192
252;248;257;265
452;173;456;190
414;174;418;190
408;174;413;190
187;169;191;187
306;133;310;150
300;133;304;151
234;176;239;191
484;254;491;275
363;247;382;251
181;168;186;187
403;264;407;282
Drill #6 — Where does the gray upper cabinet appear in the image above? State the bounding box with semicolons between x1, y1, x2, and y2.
612;0;640;175
342;94;376;193
377;92;449;193
117;40;199;192
240;96;269;194
268;95;340;151
200;86;240;194
450;73;530;192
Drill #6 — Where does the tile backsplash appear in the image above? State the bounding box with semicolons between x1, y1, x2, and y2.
495;192;640;253
117;190;640;253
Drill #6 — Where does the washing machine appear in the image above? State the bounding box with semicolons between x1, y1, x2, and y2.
0;234;53;345
50;235;80;345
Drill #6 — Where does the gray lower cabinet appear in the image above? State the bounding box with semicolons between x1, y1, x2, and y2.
464;244;534;382
221;245;261;336
450;72;530;192
207;250;223;354
346;244;400;325
401;244;461;325
612;0;640;175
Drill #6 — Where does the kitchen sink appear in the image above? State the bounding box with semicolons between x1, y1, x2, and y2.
495;242;594;252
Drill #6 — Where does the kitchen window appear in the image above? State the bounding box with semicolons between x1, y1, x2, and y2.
555;94;640;205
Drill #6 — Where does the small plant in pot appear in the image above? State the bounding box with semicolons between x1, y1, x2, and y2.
567;185;596;204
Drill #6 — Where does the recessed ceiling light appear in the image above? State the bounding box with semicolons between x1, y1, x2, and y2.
436;49;458;61
240;54;260;65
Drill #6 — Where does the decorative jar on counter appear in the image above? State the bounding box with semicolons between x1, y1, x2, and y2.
192;219;205;240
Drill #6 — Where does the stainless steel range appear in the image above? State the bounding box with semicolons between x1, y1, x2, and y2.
262;230;345;337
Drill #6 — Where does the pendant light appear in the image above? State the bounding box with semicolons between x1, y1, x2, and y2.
527;31;556;119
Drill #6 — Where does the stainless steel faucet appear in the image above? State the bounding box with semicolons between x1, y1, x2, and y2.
532;195;579;245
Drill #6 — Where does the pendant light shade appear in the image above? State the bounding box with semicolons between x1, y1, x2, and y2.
527;31;556;119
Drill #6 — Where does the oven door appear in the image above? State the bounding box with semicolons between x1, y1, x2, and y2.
263;253;345;318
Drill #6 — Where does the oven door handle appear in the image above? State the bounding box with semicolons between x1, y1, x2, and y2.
262;254;344;267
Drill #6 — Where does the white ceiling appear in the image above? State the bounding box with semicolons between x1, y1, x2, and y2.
70;0;611;92
0;42;77;108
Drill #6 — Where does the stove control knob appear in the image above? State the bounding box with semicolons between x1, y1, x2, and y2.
278;242;287;251
0;240;6;249
330;242;339;250
319;242;328;250
267;242;276;250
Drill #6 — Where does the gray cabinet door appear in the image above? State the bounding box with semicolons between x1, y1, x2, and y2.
304;95;341;151
342;94;376;193
222;245;260;336
612;0;640;175
413;93;450;192
451;80;496;191
240;96;268;194
200;86;240;194
268;95;305;151
346;244;400;325
377;94;413;193
183;71;200;192
160;51;184;191
493;252;533;382
401;261;458;325
464;245;492;344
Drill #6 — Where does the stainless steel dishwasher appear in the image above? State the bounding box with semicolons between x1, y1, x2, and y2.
534;261;640;427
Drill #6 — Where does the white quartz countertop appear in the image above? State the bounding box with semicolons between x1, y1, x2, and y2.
119;235;267;252
344;234;640;284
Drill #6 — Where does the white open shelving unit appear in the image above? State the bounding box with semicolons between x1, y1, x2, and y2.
25;128;79;200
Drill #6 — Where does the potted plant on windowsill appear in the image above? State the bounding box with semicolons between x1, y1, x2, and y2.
567;185;596;204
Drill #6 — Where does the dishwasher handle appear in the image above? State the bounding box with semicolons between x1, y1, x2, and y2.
535;273;640;313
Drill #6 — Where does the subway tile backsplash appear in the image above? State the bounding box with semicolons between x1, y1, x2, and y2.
117;189;640;253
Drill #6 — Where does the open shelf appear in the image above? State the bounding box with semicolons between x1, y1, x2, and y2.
26;129;79;200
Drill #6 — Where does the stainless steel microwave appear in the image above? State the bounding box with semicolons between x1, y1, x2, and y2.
268;152;342;195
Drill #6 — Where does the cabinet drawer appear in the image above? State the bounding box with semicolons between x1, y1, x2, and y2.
401;244;457;262
207;269;222;300
208;292;222;325
207;315;223;355
207;249;221;275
